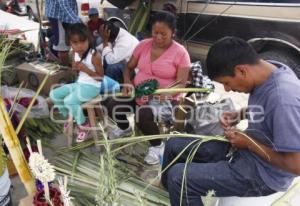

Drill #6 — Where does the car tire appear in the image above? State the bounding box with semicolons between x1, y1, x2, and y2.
1;70;18;86
259;50;300;79
109;19;127;30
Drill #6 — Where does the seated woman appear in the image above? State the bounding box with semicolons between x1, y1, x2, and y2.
97;21;139;83
106;11;191;165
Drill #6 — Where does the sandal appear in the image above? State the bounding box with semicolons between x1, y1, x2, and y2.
76;131;89;143
76;123;91;143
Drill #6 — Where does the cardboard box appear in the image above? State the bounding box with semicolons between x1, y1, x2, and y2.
16;61;74;96
6;158;18;177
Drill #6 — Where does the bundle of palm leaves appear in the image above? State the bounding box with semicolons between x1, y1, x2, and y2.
54;145;170;205
0;37;35;86
54;129;230;206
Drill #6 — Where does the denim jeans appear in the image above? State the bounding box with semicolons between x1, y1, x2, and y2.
103;59;126;83
161;138;275;206
104;97;162;146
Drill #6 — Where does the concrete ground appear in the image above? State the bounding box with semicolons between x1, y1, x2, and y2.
10;82;300;205
2;9;299;206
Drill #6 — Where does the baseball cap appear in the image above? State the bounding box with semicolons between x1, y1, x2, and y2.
88;8;99;16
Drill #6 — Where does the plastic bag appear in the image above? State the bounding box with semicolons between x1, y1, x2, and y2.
185;98;235;136
99;75;120;94
1;86;49;118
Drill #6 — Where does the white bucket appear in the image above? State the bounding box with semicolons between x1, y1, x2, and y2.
0;168;11;206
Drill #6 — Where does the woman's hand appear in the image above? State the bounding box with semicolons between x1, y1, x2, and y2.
122;80;134;96
99;25;110;46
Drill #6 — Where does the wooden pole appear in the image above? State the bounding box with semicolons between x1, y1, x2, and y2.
0;97;36;195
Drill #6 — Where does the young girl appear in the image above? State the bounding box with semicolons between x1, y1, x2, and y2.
50;23;103;143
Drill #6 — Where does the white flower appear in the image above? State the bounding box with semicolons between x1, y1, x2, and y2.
29;152;55;183
58;177;74;206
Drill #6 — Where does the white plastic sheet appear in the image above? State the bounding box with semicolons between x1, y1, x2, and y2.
1;86;49;118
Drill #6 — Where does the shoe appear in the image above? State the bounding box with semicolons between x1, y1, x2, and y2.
144;142;165;165
76;131;90;143
108;126;133;139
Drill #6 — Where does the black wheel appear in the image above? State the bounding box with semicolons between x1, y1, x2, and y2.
1;70;18;86
107;0;135;9
28;72;39;88
109;19;127;30
259;50;300;79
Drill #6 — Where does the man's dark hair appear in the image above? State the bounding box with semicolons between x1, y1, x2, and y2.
103;21;120;43
152;11;177;32
206;36;260;80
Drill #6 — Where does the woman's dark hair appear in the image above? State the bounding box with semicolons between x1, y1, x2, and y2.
67;23;95;61
163;2;177;16
206;36;260;80
152;11;177;32
102;21;120;43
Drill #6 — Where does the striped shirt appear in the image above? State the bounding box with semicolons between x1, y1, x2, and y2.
45;0;81;24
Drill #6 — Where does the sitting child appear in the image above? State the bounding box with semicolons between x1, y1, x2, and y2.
50;23;103;143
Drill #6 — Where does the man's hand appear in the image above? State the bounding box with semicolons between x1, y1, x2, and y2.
224;129;251;149
226;130;300;176
220;111;240;129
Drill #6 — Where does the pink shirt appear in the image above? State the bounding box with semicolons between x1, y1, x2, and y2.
133;38;191;104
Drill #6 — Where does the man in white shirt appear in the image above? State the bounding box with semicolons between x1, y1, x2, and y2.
97;21;139;83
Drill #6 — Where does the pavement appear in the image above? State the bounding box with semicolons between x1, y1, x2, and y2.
10;82;300;206
1;10;299;206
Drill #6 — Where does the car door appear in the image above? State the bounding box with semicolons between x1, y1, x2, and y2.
181;0;300;59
